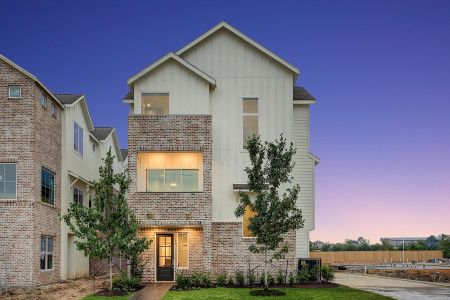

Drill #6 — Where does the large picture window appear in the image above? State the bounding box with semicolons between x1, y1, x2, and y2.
0;163;16;199
243;98;258;147
177;233;189;269
74;122;84;155
40;236;53;270
146;169;199;192
141;93;169;115
41;168;55;205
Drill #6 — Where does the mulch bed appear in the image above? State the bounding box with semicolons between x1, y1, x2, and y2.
94;289;128;296
250;289;286;296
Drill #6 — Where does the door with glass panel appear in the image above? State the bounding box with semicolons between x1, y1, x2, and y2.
156;234;174;281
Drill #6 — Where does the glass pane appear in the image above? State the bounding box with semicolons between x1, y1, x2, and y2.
9;86;21;98
165;258;171;266
159;236;166;246
178;233;188;268
0;182;4;197
243;98;258;113
243;206;257;237
40;255;46;270
74;123;78;151
147;170;164;192
4;182;16;199
166;236;171;245
243;115;258;145
166;247;171;257
141;94;169;115
4;164;16;181
165;170;181;192
79;127;84;155
159;257;166;267
41;237;46;252
47;237;53;252
47;254;53;269
181;170;198;192
0;164;4;182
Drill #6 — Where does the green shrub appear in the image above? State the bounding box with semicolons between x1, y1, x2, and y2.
112;271;141;292
202;272;212;288
216;272;227;286
309;265;320;282
321;264;335;282
191;272;202;288
247;271;256;286
288;272;295;285
267;273;275;286
259;273;265;286
227;273;235;286
276;270;285;284
297;268;310;283
234;271;245;286
175;271;192;290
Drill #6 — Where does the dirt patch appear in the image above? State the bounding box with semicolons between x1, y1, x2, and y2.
1;276;110;300
94;289;128;297
367;268;450;283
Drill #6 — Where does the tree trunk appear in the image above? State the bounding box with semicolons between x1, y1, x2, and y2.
109;256;113;291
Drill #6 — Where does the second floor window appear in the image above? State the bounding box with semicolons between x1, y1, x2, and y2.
0;163;16;200
51;103;57;117
41;168;55;205
74;122;84;155
146;169;199;192
73;187;83;205
141;93;169;115
8;85;21;98
243;98;258;147
40;94;47;108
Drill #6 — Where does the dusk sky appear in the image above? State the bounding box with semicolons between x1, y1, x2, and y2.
1;0;449;244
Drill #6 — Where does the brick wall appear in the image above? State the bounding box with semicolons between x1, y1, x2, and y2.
0;59;62;286
128;115;213;281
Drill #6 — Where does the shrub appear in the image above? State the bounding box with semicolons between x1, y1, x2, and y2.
216;272;227;286
309;265;320;282
267;273;275;286
191;272;202;288
234;271;245;286
276;270;285;285
247;271;256;286
288;272;295;285
175;271;191;290
297;268;310;283
227;273;235;286
112;272;141;292
202;272;212;288
321;265;335;282
259;273;265;286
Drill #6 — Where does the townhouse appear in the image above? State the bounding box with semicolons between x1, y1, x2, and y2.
124;22;318;282
0;55;125;286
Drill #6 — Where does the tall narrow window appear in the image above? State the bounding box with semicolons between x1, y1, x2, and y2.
243;206;256;238
40;236;53;270
243;98;258;147
41;168;55;205
0;163;17;199
73;187;83;205
177;233;189;268
74;122;84;155
141;93;169;115
40;94;47;108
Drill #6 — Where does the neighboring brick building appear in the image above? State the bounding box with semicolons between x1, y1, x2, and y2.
124;22;318;282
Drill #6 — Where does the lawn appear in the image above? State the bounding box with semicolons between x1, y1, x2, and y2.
163;286;393;300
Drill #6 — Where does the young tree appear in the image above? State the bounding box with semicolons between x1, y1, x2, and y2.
235;135;304;291
62;149;151;290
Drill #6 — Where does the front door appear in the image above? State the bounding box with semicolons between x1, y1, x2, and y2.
156;234;174;281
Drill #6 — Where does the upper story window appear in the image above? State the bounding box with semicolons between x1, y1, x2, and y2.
141;93;169;115
41;168;55;205
0;163;17;200
243;98;258;147
40;94;47;108
73;187;83;205
40;236;53;270
74;122;84;156
137;152;203;192
8;85;21;99
51;103;57;117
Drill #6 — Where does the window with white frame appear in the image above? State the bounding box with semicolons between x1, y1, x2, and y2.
243;98;258;147
40;236;53;270
73;187;83;205
0;163;17;199
8;85;21;98
51;103;57;117
177;233;189;268
40;94;47;108
74;122;84;155
141;93;169;115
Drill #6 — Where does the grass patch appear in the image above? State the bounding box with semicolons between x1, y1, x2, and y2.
82;293;133;300
163;286;393;299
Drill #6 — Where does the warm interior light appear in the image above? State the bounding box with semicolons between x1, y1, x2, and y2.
170;183;177;187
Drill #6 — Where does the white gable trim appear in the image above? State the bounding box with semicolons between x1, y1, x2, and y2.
308;152;320;165
175;22;300;76
127;53;216;87
0;54;65;109
65;96;95;132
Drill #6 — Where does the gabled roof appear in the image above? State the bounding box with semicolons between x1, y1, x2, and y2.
127;52;216;87
176;21;299;76
293;86;315;101
54;94;83;105
91;127;115;141
0;54;65;108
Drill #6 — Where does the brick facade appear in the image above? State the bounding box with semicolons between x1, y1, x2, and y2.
0;59;62;286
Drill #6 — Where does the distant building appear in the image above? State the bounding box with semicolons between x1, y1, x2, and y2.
380;237;426;248
312;240;326;250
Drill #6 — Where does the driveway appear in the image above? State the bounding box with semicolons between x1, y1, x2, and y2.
335;272;450;300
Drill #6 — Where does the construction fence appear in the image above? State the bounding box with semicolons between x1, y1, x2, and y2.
310;250;443;264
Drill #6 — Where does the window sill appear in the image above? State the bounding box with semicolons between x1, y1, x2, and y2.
0;198;17;202
40;269;54;273
39;201;57;209
72;149;84;158
8;97;21;100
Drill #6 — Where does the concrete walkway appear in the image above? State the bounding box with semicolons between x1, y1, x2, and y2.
335;272;450;300
130;283;173;300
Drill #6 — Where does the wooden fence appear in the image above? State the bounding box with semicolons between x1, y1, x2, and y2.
310;250;443;264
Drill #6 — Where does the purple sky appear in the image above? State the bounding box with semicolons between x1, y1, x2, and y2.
1;1;449;244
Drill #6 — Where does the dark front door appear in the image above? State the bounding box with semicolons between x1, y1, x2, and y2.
156;234;174;281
